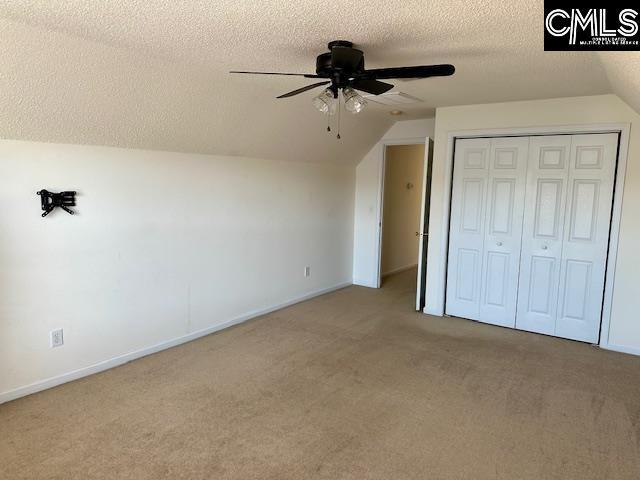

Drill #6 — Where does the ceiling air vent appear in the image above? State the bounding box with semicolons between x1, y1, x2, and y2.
362;92;423;106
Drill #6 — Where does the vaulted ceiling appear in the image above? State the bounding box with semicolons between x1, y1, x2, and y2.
0;1;637;164
597;53;640;115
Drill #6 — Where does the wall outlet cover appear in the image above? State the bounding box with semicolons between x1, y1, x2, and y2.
50;328;64;348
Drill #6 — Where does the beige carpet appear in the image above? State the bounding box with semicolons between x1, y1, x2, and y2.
2;269;640;480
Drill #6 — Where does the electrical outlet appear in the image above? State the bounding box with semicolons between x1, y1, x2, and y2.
50;328;64;348
304;266;311;277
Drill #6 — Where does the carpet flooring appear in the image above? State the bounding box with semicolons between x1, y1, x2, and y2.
2;269;640;479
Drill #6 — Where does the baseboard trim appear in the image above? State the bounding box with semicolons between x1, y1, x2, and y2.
600;343;640;357
382;264;417;278
0;281;352;405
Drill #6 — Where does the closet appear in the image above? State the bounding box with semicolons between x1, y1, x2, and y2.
446;133;618;343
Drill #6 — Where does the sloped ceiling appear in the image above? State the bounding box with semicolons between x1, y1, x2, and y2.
0;1;634;164
597;53;640;115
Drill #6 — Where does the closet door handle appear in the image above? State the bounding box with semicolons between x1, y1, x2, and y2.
496;241;503;246
542;245;548;250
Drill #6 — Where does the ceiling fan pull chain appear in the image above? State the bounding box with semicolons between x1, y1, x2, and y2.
327;113;331;132
336;94;342;140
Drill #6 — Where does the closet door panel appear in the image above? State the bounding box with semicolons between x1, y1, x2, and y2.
516;136;572;335
555;133;618;342
478;137;529;327
446;138;490;320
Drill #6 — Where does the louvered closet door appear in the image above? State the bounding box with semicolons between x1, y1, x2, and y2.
555;133;618;343
516;136;572;336
446;138;490;320
478;137;529;327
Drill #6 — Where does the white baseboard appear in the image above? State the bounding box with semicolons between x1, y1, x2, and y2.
600;343;640;357
382;263;417;278
0;281;352;405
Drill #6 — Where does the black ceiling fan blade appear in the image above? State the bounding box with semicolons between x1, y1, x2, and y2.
331;46;364;71
362;64;455;80
351;79;394;95
276;81;330;99
230;71;321;78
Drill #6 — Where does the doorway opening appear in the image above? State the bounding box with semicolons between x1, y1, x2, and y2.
379;141;433;310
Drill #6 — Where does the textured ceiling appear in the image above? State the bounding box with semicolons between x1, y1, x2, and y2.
597;53;640;115
0;1;631;164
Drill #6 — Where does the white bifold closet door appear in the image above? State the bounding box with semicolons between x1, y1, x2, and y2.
517;133;618;342
479;137;528;326
446;136;528;326
447;132;618;343
515;135;572;335
446;138;490;320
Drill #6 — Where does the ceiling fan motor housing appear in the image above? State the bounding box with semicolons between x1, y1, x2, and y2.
316;40;365;88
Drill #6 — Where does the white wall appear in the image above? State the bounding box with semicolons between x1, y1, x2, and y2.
424;94;640;355
0;141;355;400
353;119;435;287
381;144;425;276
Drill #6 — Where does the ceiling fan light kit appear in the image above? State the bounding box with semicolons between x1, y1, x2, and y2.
312;87;367;116
342;87;368;114
231;40;454;138
312;88;337;115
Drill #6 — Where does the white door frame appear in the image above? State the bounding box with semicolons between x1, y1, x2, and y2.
433;123;630;348
376;137;430;288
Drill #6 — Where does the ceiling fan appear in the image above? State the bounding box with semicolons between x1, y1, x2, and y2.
231;40;455;138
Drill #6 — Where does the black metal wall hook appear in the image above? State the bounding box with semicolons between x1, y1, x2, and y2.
37;190;76;217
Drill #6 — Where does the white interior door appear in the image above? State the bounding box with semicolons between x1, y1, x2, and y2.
478;137;529;327
416;142;432;311
516;135;572;335
445;138;490;320
555;133;618;342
